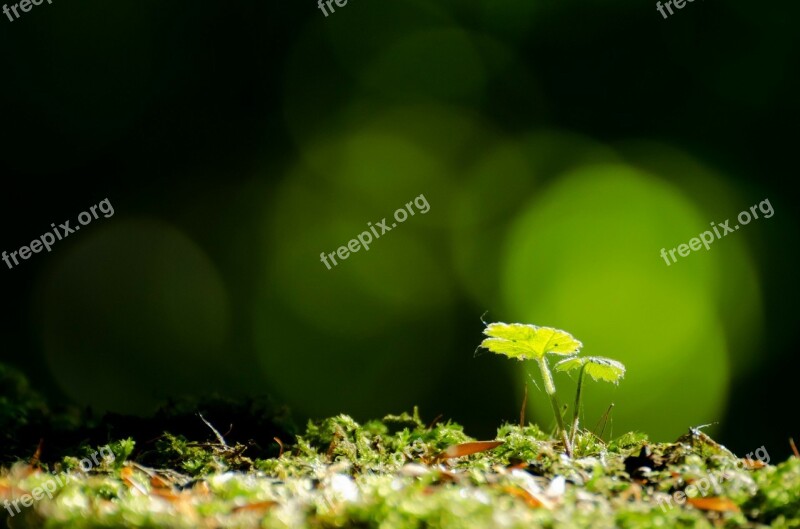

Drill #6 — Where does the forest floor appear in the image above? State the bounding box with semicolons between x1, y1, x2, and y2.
1;366;798;528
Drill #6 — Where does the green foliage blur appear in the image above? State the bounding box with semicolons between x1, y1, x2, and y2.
0;0;797;458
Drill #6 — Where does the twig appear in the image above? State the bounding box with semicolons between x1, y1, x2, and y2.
30;439;44;467
519;383;528;429
198;413;228;447
594;403;615;440
427;414;443;430
790;438;800;459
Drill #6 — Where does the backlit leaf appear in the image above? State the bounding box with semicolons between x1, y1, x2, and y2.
480;323;582;360
555;356;626;384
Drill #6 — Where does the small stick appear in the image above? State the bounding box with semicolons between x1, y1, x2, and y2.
30;439;44;467
594;403;615;440
790;438;800;459
132;462;157;477
427;414;444;430
198;413;228;447
274;437;285;458
519;383;528;428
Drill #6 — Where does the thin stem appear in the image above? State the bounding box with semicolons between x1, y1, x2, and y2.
536;358;572;457
570;363;587;447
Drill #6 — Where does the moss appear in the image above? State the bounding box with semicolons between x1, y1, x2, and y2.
745;458;800;525
1;411;795;528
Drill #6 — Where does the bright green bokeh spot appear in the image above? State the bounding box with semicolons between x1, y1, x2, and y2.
502;165;736;440
451;132;619;309
619;141;763;380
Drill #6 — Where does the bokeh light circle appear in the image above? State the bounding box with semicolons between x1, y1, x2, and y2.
40;219;230;414
501;164;740;440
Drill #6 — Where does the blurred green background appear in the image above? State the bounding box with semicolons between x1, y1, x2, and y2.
0;0;798;457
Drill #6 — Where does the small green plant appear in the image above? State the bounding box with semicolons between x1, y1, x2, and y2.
479;322;627;457
555;356;625;446
480;322;582;456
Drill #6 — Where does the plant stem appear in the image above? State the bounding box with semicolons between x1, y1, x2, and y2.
570;363;587;447
536;358;572;457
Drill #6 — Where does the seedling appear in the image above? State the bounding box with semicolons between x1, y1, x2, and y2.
479;322;582;456
555;356;625;446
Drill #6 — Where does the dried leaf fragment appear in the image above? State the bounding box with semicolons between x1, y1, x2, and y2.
232;500;278;513
439;441;504;460
687;497;740;512
502;485;552;510
741;458;766;469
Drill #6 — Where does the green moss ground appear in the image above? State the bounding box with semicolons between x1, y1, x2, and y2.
2;407;799;529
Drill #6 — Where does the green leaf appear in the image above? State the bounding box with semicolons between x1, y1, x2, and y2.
555;356;626;384
480;322;583;360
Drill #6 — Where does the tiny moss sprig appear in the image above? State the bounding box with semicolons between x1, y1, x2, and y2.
479;322;582;456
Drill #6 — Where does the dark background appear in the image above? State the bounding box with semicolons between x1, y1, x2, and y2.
0;0;797;459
